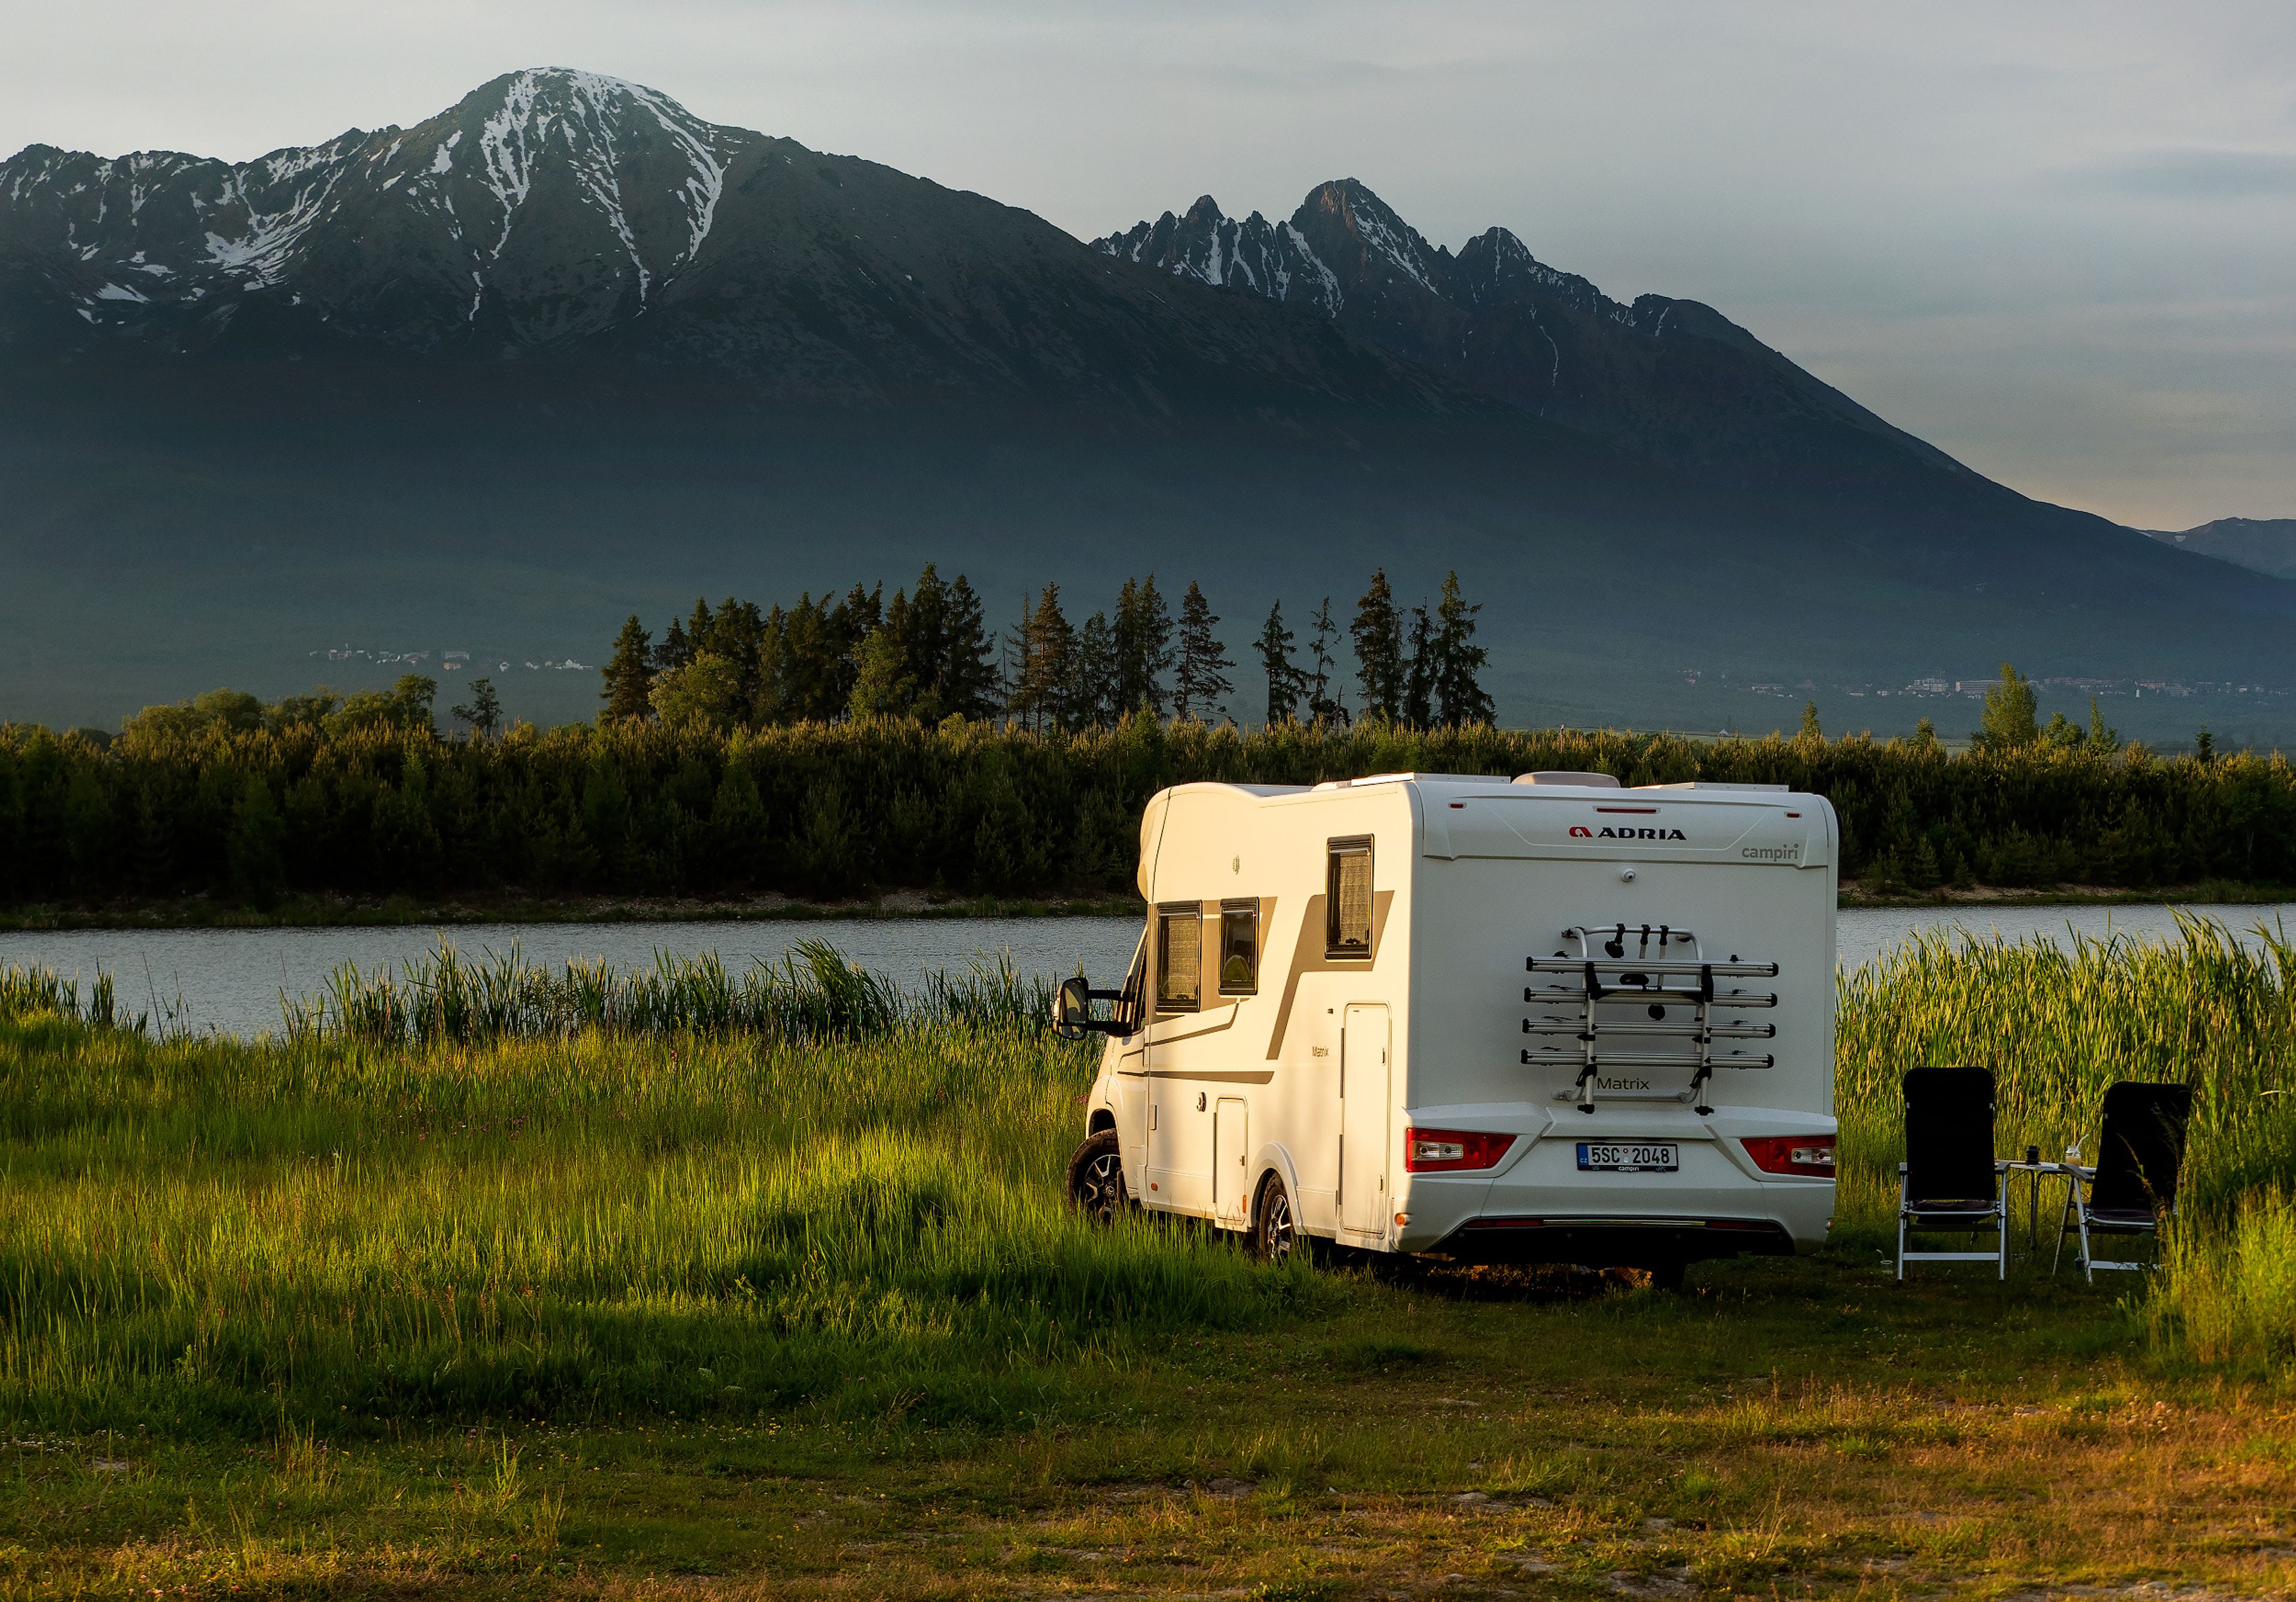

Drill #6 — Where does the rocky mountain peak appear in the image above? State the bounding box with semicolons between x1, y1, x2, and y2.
0;66;751;350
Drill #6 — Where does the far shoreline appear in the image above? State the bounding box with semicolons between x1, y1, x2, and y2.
1;880;2290;932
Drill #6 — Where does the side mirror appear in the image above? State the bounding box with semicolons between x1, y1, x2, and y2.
1052;975;1092;1041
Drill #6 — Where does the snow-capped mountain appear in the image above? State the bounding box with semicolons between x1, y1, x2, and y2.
0;69;1451;416
3;70;738;349
1095;179;1968;481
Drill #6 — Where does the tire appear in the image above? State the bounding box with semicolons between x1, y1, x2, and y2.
1253;1170;1312;1264
1065;1130;1128;1225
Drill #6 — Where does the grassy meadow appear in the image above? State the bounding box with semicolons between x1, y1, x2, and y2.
0;926;2291;1597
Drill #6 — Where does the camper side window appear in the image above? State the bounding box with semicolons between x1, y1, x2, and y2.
1156;906;1202;1012
1219;900;1259;995
1326;838;1373;959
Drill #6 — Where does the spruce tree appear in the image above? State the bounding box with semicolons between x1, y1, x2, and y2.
1007;585;1077;732
1306;597;1348;724
1431;570;1492;726
1174;581;1235;721
600;617;655;721
1113;575;1174;715
1402;605;1435;728
941;575;1002;721
1351;567;1404;720
1071;611;1117;728
1255;601;1306;725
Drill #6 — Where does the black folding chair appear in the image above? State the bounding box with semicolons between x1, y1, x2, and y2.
2056;1082;2193;1281
1897;1066;2008;1280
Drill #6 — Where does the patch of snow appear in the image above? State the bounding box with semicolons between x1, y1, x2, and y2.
95;282;148;303
432;131;461;175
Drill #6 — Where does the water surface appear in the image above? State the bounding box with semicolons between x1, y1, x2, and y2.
1;902;2286;1041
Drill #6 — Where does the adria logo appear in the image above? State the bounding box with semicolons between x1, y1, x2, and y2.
1568;825;1593;838
1571;823;1689;841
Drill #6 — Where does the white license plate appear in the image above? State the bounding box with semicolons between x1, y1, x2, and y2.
1577;1142;1679;1173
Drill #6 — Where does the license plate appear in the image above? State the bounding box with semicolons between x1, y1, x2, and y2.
1577;1142;1679;1173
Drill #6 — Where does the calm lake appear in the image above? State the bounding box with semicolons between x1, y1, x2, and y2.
2;903;2289;1041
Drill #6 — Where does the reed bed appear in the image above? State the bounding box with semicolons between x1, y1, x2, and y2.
1837;912;2296;1362
289;936;1051;1044
0;919;2288;1445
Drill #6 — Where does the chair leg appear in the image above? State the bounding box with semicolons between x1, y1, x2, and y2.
1995;1176;2008;1280
2078;1204;2095;1284
2051;1179;2076;1276
1895;1173;1908;1281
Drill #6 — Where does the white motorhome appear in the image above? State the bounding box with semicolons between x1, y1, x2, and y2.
1054;770;1839;1285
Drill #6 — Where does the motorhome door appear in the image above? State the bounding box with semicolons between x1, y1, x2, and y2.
1341;1004;1391;1235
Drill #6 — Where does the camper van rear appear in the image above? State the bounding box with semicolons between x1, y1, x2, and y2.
1057;773;1839;1283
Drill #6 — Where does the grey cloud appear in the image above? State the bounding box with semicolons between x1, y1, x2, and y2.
2066;147;2296;198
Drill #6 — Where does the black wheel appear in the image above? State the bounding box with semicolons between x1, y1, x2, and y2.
1065;1130;1128;1224
1253;1171;1312;1264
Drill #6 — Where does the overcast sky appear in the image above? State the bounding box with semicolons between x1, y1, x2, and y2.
7;1;2291;529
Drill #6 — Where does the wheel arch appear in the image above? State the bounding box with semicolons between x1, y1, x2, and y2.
1248;1142;1303;1221
1088;1107;1116;1137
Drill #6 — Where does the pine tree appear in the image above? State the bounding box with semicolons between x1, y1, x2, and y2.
1431;571;1492;726
1799;701;1823;742
2087;697;2121;755
1978;663;2038;749
1351;568;1405;721
1305;597;1348;724
600;616;655;721
1255;601;1306;725
1173;581;1235;720
450;676;502;739
1402;605;1435;728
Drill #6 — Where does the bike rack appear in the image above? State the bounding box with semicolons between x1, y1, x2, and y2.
1521;923;1777;1115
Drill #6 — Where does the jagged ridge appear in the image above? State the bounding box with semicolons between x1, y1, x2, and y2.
1094;179;1971;482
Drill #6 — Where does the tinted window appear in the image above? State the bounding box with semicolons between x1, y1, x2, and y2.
1219;901;1260;995
1326;839;1373;959
1157;907;1202;1011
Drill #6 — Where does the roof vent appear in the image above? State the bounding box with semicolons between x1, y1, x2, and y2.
1513;771;1622;788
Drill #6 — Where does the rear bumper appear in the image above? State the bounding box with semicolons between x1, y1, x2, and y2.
1393;1128;1834;1260
1430;1213;1799;1267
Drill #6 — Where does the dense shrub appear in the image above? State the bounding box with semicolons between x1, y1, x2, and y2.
0;716;2290;905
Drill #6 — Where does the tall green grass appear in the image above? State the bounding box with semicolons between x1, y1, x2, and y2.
292;936;1052;1043
0;957;1321;1435
1837;913;2296;1363
1;919;2288;1444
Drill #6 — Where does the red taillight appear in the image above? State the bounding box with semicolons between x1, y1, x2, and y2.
1741;1134;1837;1176
1404;1127;1517;1173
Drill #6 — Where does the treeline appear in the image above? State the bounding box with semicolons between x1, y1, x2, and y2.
1;716;2291;907
599;564;1492;733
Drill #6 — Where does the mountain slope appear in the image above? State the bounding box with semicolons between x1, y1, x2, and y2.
2;69;2293;740
2145;520;2296;581
0;70;1500;426
1096;180;1977;491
